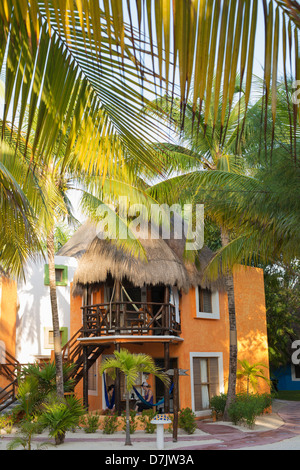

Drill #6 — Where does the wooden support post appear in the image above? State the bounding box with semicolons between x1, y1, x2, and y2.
164;342;170;413
115;280;121;335
164;286;169;334
173;368;179;442
83;345;89;411
115;343;121;415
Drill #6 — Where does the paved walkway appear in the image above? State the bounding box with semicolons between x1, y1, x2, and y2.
1;400;300;450
184;400;300;450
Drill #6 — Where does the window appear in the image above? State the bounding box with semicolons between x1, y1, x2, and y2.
198;288;212;313
192;356;220;411
55;268;64;283
292;364;300;381
295;365;300;380
44;327;68;349
44;265;68;286
195;287;220;319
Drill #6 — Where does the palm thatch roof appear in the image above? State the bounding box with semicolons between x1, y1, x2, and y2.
57;220;225;293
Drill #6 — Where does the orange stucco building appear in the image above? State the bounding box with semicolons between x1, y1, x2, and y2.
0;277;18;392
0;220;270;417
69;264;269;416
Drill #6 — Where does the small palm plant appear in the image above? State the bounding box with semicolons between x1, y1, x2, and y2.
99;349;170;446
236;359;271;395
39;394;85;445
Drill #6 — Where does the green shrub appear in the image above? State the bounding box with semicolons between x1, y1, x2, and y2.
228;393;272;429
178;408;197;434
101;412;119;434
39;395;85;445
139;409;156;433
0;414;14;432
121;410;138;434
210;393;227;420
6;419;50;451
81;412;101;433
209;392;272;428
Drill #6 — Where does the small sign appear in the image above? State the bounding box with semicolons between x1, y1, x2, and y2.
166;368;189;376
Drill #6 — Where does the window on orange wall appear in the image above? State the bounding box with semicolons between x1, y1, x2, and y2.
193;357;219;411
195;287;220;320
198;288;213;313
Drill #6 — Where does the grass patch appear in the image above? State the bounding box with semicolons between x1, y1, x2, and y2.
276;390;300;401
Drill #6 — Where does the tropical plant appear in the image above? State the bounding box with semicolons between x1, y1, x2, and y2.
6;419;50;451
121;410;138;435
39;395;85;445
147;76;300;418
209;393;228;420
236;360;271;395
264;260;300;368
1;1;299;156
140;408;156;434
146;85;253;420
101;411;119;435
227;392;272;428
80;412;101;434
178;407;197;434
19;362;76;399
99;348;170;446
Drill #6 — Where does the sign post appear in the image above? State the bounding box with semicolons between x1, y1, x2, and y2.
166;368;189;442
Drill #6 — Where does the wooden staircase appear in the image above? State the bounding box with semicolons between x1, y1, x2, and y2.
62;328;108;386
0;329;107;413
0;350;21;412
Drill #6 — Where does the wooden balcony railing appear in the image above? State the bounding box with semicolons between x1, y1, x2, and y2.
81;301;181;337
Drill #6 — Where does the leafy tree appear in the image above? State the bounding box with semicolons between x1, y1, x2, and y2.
146;84;253;420
264;261;300;368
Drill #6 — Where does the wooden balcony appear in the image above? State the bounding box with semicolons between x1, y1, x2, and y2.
81;301;181;338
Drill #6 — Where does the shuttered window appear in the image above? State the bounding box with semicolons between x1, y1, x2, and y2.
198;288;213;313
193;357;219;411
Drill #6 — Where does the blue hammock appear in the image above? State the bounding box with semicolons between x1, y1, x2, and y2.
133;383;174;408
103;374;115;409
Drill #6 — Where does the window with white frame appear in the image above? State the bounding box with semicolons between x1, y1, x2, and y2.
195;287;220;319
190;352;223;414
292;364;300;381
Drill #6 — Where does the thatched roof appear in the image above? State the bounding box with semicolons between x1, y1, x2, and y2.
58;220;225;293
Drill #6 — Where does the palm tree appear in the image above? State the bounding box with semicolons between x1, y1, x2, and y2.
99;349;170;446
236;359;270;395
0;138;62;279
146;84;254;419
1;1;299;158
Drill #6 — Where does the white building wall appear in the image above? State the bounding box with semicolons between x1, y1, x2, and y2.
16;256;77;364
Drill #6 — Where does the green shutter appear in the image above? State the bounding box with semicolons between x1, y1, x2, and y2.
44;265;68;286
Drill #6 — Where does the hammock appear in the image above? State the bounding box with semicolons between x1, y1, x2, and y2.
133;383;174;408
103;373;115;409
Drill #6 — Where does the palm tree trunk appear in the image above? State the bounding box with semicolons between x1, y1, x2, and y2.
221;228;238;421
124;376;132;446
47;228;65;400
